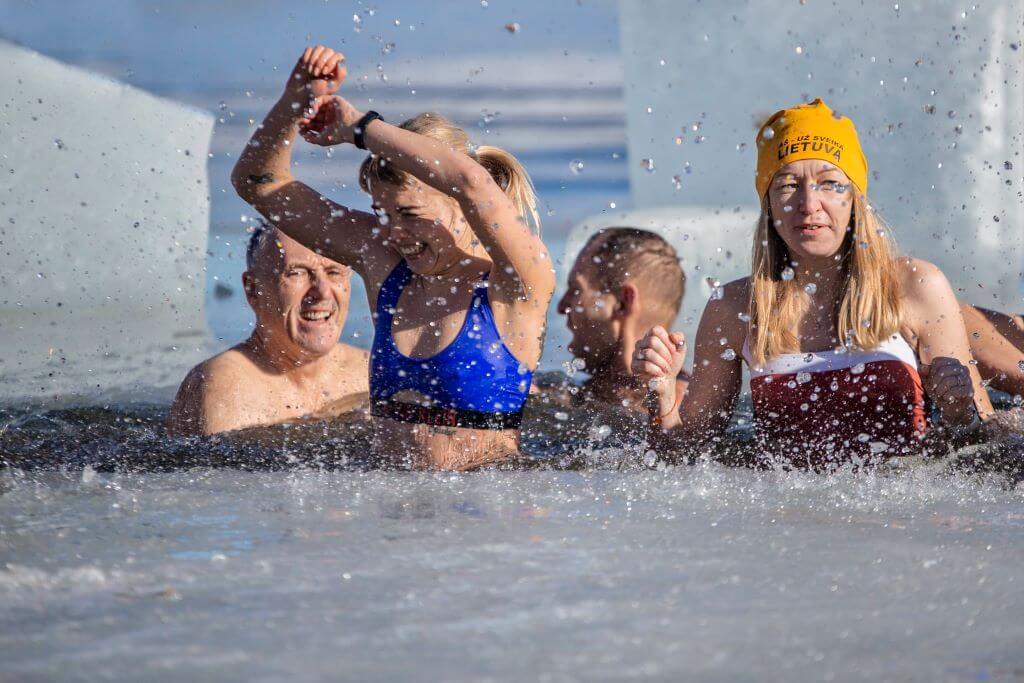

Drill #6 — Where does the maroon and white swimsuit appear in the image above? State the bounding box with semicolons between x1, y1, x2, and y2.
742;334;927;466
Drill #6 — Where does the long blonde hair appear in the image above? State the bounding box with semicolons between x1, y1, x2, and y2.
746;190;902;368
358;112;541;234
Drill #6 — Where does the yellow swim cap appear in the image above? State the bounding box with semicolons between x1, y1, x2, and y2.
755;98;868;200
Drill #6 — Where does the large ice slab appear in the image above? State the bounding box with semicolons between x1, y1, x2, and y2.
0;40;215;405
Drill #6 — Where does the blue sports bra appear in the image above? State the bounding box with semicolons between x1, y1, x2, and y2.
369;260;533;429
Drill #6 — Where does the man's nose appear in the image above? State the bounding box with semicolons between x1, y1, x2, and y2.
557;292;571;315
304;274;333;302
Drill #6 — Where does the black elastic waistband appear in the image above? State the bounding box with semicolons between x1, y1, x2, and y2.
371;400;523;430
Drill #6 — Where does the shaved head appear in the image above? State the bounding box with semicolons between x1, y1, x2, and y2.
580;227;685;327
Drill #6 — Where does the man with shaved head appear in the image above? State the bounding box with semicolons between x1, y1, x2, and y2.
169;223;369;436
558;227;689;411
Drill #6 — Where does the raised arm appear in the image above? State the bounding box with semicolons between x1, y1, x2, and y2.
900;258;993;432
300;94;555;307
632;281;746;460
230;47;387;276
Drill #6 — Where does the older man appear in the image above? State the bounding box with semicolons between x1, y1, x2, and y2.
557;227;689;411
169;224;369;436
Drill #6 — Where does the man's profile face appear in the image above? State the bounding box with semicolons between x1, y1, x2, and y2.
558;245;619;371
244;230;352;358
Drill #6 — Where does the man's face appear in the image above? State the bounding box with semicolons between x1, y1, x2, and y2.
244;230;352;358
558;246;619;371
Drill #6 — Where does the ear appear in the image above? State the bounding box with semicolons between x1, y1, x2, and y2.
615;282;639;319
242;271;259;307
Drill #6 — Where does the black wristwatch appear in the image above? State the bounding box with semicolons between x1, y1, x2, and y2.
353;110;383;150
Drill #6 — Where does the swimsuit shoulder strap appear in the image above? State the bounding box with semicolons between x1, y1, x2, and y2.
375;260;412;326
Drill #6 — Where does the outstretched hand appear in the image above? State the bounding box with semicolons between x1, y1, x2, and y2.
284;45;347;104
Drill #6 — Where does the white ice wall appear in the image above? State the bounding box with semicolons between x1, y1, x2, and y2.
0;40;214;404
601;0;1022;345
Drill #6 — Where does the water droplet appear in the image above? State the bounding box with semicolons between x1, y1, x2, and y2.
851;363;866;375
53;138;65;150
641;158;656;173
804;283;817;295
706;277;723;300
796;371;811;384
504;22;520;33
554;411;569;421
795;46;803;54
762;127;775;140
800;403;809;411
720;348;736;361
737;312;751;323
569;159;584;175
781;267;795;281
1004;161;1013;170
861;318;872;328
589;424;612;441
671;174;682;190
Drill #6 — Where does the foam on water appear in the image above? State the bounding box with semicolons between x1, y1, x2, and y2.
2;397;1023;681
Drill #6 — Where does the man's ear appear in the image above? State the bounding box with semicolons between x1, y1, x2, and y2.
615;282;639;319
242;271;259;307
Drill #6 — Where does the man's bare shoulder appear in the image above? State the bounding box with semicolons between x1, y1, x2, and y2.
333;342;370;365
167;346;265;436
187;346;265;391
329;343;370;385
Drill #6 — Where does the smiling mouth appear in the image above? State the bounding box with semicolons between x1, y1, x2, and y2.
798;224;828;233
300;309;334;322
397;242;426;257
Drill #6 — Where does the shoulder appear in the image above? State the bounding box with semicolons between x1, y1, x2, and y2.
896;256;949;296
334;343;370;369
191;347;259;391
330;343;371;386
895;256;962;333
167;347;260;435
702;277;750;325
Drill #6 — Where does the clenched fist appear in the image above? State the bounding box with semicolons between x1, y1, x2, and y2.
631;325;687;425
284;45;347;105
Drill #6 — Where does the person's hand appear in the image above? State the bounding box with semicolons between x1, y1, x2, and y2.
631;326;687;423
298;95;364;146
283;45;347;106
921;356;979;427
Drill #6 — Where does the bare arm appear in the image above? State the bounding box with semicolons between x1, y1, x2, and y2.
230;48;388;276
363;120;554;303
632;281;746;460
960;303;1024;396
301;94;555;307
901;259;993;428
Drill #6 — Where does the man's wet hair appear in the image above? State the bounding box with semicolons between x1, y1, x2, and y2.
245;220;274;272
582;227;686;322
